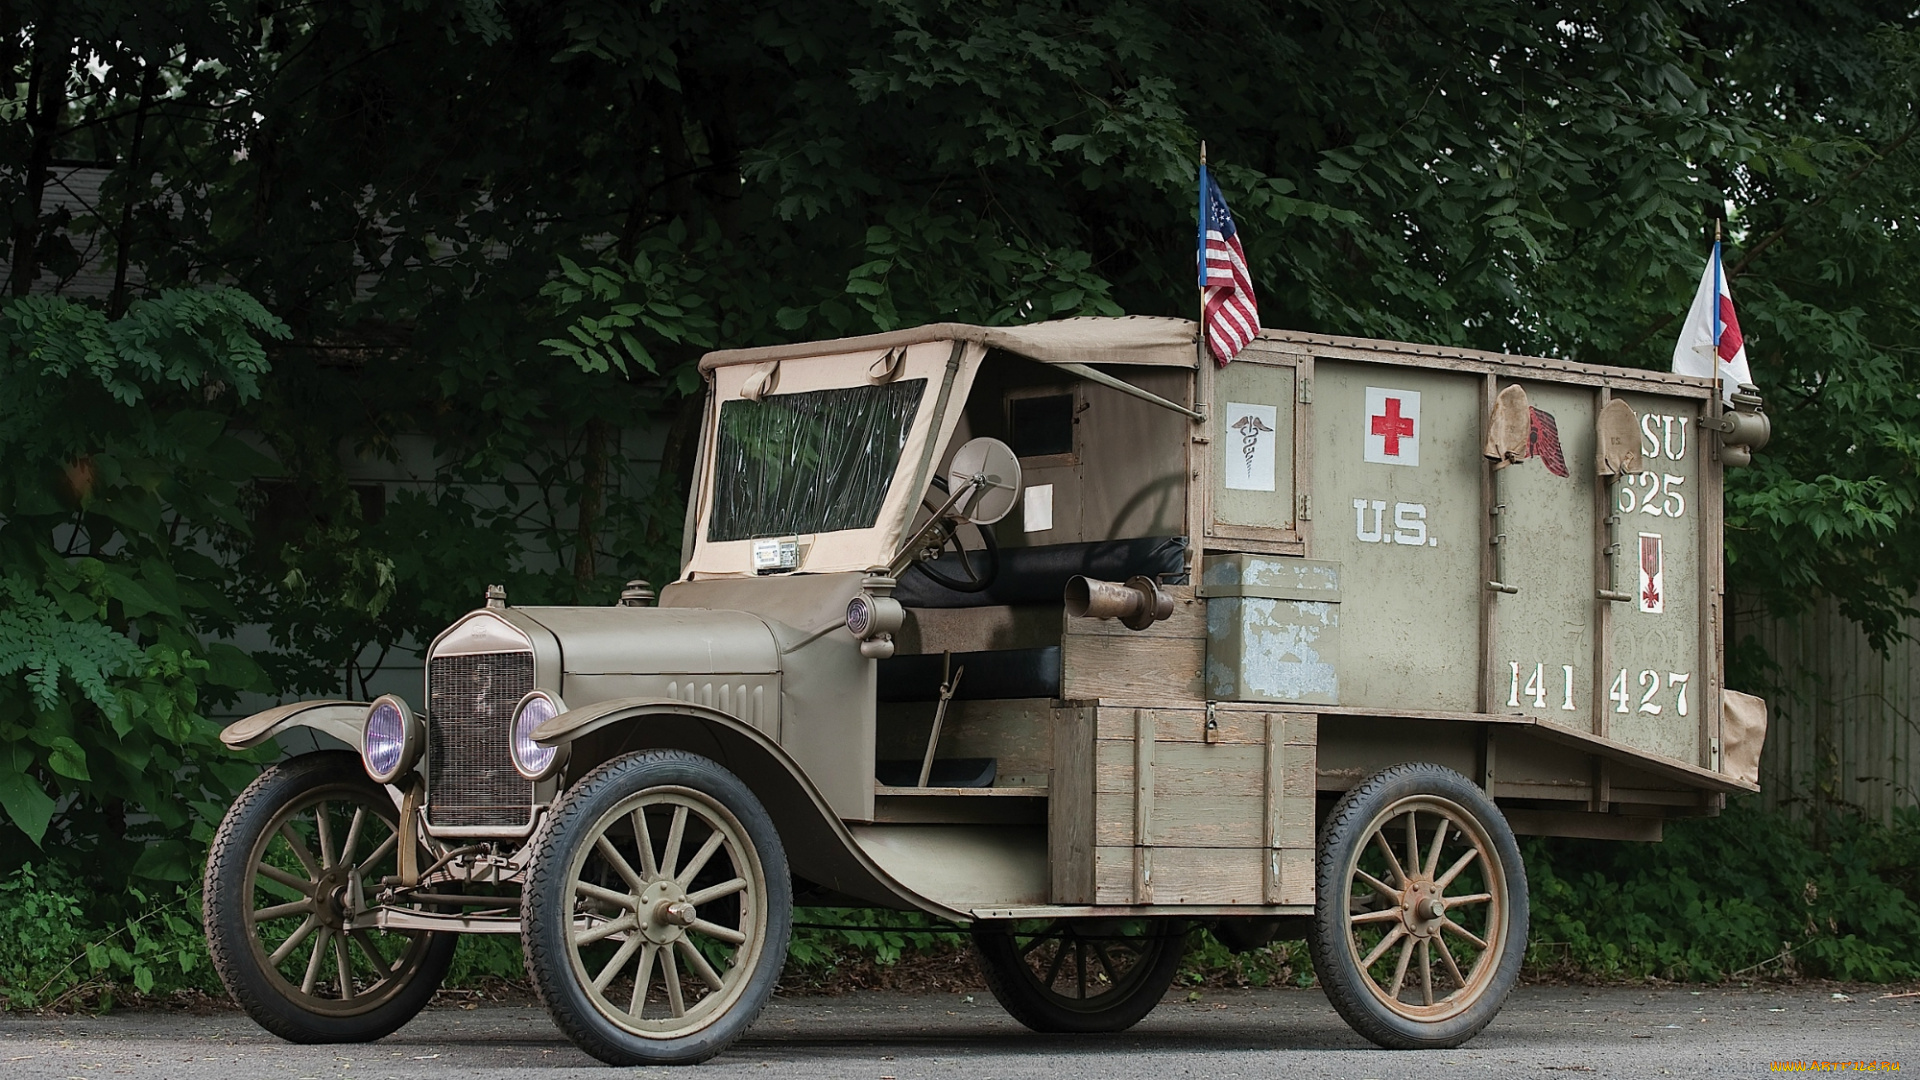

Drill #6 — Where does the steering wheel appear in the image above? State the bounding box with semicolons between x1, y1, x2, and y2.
905;475;1001;593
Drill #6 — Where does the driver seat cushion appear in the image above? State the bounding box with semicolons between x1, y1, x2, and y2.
892;535;1188;609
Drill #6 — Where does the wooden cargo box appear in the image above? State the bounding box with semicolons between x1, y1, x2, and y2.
1049;703;1316;907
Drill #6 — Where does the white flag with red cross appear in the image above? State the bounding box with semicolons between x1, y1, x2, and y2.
1671;241;1753;407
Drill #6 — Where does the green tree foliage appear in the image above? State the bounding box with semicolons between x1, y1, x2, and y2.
11;0;1904;648
4;0;1920;930
1713;21;1920;649
0;290;285;867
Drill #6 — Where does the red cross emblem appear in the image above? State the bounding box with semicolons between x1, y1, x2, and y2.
1370;397;1414;456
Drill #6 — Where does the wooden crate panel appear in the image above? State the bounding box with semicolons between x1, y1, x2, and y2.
1061;588;1207;704
1061;635;1206;703
1093;706;1316;745
1092;846;1313;905
1264;740;1319;853
1091;761;1314;848
1273;847;1315;907
1049;705;1097;904
1096;739;1264;794
1050;703;1319;907
1087;847;1314;906
1096;791;1265;846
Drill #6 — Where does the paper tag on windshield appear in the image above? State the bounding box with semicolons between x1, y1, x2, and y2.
752;537;799;574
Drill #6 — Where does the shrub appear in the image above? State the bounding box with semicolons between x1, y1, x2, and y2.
1524;798;1920;981
0;863;217;1009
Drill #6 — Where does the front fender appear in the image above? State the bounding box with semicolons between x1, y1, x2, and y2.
532;696;971;922
221;700;368;751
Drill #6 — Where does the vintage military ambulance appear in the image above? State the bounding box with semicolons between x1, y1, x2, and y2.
203;317;1771;1064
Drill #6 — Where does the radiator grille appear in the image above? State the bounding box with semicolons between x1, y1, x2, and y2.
426;650;535;829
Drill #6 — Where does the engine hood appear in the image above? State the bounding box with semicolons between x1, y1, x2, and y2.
513;606;780;675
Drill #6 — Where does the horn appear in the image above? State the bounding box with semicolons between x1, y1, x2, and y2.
1065;576;1175;631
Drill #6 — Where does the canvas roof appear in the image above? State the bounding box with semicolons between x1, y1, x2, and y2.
697;315;1201;372
700;316;1720;395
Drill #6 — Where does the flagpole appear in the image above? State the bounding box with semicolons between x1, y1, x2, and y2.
1711;217;1724;401
1712;218;1723;355
1198;142;1213;365
1198;141;1211;367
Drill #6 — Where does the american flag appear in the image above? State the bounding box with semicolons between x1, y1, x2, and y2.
1198;164;1260;365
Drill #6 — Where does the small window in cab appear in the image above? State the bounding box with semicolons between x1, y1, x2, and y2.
1007;389;1077;462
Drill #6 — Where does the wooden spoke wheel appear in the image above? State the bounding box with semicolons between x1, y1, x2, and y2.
972;918;1186;1033
1308;762;1528;1050
204;753;456;1043
524;751;790;1066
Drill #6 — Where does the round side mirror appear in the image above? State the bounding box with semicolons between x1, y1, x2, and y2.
946;437;1022;525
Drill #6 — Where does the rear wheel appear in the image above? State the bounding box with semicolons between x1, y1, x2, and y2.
1307;762;1528;1049
203;752;456;1043
522;750;790;1066
972;918;1186;1033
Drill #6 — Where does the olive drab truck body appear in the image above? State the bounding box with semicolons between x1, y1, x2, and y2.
205;317;1769;1063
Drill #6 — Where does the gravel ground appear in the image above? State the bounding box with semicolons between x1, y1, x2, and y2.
2;984;1915;1079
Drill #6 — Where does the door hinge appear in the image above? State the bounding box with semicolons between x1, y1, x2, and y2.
1298;493;1312;520
1297;377;1313;404
1204;701;1220;743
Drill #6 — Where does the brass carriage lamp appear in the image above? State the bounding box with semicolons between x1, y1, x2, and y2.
847;574;906;659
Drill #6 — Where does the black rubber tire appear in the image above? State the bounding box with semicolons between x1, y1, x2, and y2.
1307;762;1528;1050
522;750;791;1066
972;918;1187;1033
204;752;457;1044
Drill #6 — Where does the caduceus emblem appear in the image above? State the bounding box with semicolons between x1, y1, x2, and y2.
1231;413;1273;474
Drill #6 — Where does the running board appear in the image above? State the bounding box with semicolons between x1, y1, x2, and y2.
360;908;523;934
972;904;1313;920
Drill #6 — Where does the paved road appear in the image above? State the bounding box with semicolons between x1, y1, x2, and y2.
3;985;1915;1079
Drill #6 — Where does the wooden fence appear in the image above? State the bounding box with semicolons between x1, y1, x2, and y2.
1742;597;1920;822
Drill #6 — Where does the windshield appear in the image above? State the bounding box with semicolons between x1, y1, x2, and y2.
707;379;927;541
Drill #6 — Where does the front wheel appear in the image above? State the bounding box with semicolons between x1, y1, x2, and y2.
972;918;1186;1033
203;752;457;1043
1307;762;1528;1049
522;750;791;1066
